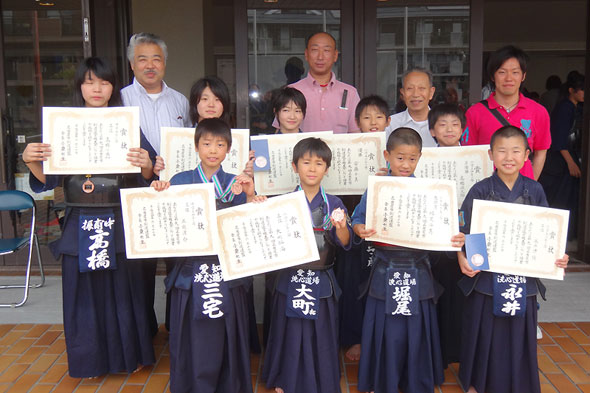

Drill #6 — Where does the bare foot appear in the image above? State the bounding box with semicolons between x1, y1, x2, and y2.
275;388;284;393
345;344;361;362
132;364;145;374
467;387;478;393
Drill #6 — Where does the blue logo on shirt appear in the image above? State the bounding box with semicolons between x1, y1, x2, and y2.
461;127;469;144
520;119;532;137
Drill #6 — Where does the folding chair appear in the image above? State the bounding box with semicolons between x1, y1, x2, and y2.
0;190;45;307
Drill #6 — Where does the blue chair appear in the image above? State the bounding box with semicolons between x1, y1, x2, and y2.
0;190;45;307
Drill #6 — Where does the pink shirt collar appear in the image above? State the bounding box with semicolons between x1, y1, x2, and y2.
488;92;526;111
303;72;337;88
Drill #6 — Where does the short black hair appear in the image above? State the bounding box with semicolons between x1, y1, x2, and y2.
487;45;528;87
292;137;332;168
189;76;231;126
428;103;466;130
545;75;562;90
305;31;337;49
566;71;585;91
73;57;121;107
386;127;422;152
194;118;232;148
490;125;530;151
272;87;307;118
355;95;390;123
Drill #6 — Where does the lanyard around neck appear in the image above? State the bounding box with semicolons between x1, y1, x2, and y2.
298;185;333;231
196;164;237;203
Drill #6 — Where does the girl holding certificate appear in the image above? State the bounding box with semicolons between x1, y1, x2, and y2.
22;57;157;378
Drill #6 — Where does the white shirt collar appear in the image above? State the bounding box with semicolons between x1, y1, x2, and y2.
132;77;168;96
402;108;429;124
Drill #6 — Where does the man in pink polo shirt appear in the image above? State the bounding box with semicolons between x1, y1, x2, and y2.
287;32;360;133
461;45;551;180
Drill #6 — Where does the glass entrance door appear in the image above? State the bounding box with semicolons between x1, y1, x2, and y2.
1;0;86;252
375;4;470;112
240;1;351;134
247;8;342;135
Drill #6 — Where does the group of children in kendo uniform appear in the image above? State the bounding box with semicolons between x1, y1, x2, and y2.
149;83;568;393
28;56;568;393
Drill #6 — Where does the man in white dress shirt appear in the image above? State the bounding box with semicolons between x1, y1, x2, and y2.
121;32;190;154
122;32;190;333
385;67;437;147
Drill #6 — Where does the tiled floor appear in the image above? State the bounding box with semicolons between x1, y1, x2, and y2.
0;323;589;393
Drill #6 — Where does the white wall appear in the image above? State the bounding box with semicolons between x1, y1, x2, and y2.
130;0;205;99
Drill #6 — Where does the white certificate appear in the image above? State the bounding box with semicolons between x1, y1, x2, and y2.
216;191;319;280
415;145;494;204
320;132;387;195
120;184;218;259
366;176;460;251
253;132;332;195
42;106;140;174
159;127;250;181
470;200;568;280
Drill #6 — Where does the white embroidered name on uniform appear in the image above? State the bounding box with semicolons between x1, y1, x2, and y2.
493;274;527;317
290;269;319;316
194;264;224;318
81;217;115;270
499;279;526;316
385;268;420;316
388;272;417;316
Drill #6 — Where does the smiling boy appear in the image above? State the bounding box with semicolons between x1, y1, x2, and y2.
457;125;568;393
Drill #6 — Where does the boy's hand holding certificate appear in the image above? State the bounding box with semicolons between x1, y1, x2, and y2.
120;184;218;258
216;191;319;280
365;176;461;251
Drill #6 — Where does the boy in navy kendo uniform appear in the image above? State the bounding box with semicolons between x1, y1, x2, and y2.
337;94;392;362
351;127;465;393
151;118;263;393
427;102;467;368
457;125;568;393
262;137;352;393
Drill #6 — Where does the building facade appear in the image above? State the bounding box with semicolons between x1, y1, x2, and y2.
1;0;589;264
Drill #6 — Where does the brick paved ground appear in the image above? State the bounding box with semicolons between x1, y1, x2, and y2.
0;322;589;393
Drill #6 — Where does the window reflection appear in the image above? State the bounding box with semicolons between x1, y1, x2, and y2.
376;5;470;113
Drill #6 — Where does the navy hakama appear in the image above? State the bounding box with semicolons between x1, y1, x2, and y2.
61;251;156;377
32;182;157;378
431;251;464;367
458;286;540;393
335;242;370;349
356;250;444;393
168;278;253;393
262;289;340;393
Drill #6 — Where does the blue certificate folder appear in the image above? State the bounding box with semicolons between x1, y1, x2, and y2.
465;233;490;271
251;139;270;172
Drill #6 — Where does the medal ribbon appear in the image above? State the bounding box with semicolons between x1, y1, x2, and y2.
196;164;237;203
298;185;333;231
